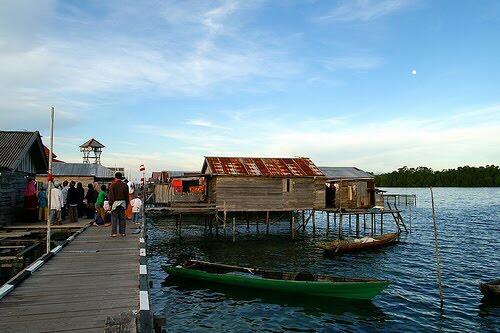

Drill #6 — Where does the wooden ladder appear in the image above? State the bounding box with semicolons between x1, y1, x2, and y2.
387;202;408;233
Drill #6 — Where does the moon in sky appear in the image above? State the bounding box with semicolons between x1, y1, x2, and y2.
411;69;417;75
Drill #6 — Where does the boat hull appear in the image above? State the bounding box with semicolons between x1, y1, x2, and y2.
480;280;500;299
319;233;399;254
162;265;389;300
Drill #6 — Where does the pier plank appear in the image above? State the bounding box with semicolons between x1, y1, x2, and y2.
0;222;140;332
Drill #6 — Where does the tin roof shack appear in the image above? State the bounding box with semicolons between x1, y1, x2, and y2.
202;157;326;212
36;162;114;187
0;131;47;226
320;167;375;210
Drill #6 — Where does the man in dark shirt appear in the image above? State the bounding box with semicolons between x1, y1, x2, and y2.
108;172;129;237
66;181;79;223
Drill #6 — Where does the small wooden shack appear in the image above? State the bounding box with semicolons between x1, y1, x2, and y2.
0;131;47;226
202;157;326;212
153;171;205;205
320;167;375;210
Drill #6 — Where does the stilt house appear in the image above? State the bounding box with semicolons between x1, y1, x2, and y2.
0;131;47;226
319;167;375;210
202;157;326;212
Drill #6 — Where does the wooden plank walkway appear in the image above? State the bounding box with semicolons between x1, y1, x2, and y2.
0;221;140;333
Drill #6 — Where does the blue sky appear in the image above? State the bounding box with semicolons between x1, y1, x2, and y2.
1;0;499;177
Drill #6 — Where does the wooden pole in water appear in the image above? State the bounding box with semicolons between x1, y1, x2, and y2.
430;187;444;308
338;214;343;239
266;211;269;236
326;212;330;234
312;210;316;235
371;213;374;236
46;106;55;253
409;203;412;233
380;213;384;234
291;215;295;240
246;212;249;230
232;217;236;243
256;214;259;234
363;213;366;232
348;214;351;237
356;214;359;237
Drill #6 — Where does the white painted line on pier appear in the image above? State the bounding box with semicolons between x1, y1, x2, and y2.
140;248;146;256
50;245;63;254
0;284;14;298
67;235;75;242
140;237;145;243
26;260;44;273
140;291;150;310
140;265;147;275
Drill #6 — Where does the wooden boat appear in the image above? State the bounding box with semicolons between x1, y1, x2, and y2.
480;279;500;299
318;233;399;254
162;260;390;300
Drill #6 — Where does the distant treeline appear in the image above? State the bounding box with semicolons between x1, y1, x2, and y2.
374;165;500;187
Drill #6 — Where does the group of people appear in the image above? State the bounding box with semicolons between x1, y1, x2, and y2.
23;172;142;237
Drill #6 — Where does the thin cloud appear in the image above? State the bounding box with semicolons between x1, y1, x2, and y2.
325;56;383;71
318;0;414;22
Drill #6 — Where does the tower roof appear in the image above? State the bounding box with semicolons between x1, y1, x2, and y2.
80;138;105;149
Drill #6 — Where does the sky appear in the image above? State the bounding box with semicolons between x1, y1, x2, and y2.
1;0;499;178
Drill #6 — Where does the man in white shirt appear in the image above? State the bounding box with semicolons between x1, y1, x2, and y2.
50;181;64;225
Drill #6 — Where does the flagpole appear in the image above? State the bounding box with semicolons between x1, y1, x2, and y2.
46;107;55;253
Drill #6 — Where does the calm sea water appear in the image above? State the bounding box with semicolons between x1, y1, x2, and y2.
147;188;500;332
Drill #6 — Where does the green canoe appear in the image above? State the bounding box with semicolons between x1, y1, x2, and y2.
162;260;390;300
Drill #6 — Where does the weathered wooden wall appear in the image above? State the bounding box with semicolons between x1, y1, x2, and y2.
0;171;31;226
334;180;373;209
154;184;204;204
209;176;325;211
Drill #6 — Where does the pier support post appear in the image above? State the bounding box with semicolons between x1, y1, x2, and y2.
334;212;337;228
356;214;359;237
348;214;351;237
312;210;316;235
338;214;343;239
256;216;259;234
232;217;236;243
266;211;270;236
380;213;384;234
292;215;296;240
326;212;330;234
371;213;374;237
246;213;250;231
363;214;366;232
301;210;305;230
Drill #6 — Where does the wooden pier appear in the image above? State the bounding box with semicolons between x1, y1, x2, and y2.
0;221;145;332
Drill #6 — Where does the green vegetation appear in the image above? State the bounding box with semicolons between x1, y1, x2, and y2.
375;165;500;187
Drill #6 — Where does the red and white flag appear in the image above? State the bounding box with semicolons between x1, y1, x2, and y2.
139;164;145;172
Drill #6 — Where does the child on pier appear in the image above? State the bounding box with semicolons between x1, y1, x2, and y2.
130;195;142;224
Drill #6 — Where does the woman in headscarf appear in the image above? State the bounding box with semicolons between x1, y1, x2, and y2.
76;182;85;218
24;179;37;222
37;184;48;222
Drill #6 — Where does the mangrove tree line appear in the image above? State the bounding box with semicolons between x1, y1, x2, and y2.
375;165;500;187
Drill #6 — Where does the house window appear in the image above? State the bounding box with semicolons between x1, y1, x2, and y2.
283;178;292;192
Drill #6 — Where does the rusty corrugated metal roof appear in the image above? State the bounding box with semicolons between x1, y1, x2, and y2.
0;131;47;171
203;157;325;177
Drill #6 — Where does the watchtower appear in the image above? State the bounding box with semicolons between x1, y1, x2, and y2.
80;138;105;164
